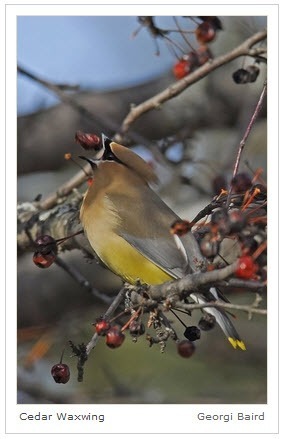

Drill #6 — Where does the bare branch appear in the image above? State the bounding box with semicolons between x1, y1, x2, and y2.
117;29;267;139
18;64;154;149
39;171;89;211
125;263;265;311
18;65;120;134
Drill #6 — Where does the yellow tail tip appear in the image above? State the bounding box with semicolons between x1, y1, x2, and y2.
228;337;246;350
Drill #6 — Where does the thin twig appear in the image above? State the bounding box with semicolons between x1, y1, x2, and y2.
39;172;88;211
226;80;267;208
17;65;120;133
86;286;126;355
179;298;266;316
55;256;112;304
173;16;196;52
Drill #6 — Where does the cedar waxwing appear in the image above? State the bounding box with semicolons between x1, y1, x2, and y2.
80;135;246;350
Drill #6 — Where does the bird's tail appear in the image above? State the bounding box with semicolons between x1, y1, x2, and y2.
191;288;246;350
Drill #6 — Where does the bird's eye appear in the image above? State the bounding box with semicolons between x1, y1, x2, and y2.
102;148;123;164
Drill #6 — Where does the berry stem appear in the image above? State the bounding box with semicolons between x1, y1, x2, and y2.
169;308;187;327
251;241;267;261
120;307;142;332
59;348;65;364
55;230;84;245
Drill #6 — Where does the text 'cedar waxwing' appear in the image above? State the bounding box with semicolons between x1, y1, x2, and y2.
80;135;246;350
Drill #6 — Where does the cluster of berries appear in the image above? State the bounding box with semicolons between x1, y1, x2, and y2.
232;64;260;84
172;171;267;281
33;235;57;268
173;16;222;79
50;313;215;384
177;313;216;358
93;318;126;348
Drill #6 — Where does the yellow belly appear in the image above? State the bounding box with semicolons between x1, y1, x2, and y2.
81;192;173;285
80;189;172;285
91;232;172;285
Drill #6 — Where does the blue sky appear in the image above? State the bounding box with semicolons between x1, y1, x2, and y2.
17;16;182;115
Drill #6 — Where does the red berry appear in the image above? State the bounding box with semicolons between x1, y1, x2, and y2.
196;45;212;66
198;16;223;31
246;65;260;83
228;209;247;233
93;318;110;335
51;363;70;384
173;59;191;79
212;174;227;195
187;50;199;68
195;22;216;43
35;234;55;246
198;313;216;331
171;219;192;236
33;251;56;268
105;326;125;349
235;256;258;279
231;172;252;193
129;320;145;337
177;340;196;358
75;131;101;150
35;234;57;255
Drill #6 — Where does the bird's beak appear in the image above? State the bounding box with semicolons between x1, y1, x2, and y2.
79;134;111;168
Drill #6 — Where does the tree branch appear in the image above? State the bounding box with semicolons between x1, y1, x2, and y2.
117;29;267;139
85;287;126;355
17;197;94;257
127;263;265;305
